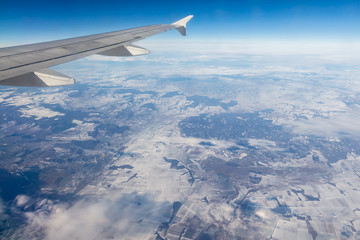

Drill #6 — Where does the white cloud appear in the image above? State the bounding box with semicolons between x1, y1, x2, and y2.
140;38;360;60
290;113;360;138
26;193;171;240
19;106;65;120
15;195;31;207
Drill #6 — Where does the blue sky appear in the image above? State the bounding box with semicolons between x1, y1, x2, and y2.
1;0;360;45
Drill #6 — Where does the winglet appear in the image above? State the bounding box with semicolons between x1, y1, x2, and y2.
172;15;194;36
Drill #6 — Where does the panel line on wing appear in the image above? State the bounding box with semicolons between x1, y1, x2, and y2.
0;25;165;59
0;25;173;72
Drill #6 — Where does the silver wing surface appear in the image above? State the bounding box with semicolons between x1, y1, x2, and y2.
0;15;193;87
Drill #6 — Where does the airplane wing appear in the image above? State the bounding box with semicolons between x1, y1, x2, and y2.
0;15;193;87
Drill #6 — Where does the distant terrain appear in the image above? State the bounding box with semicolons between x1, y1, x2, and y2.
0;50;360;239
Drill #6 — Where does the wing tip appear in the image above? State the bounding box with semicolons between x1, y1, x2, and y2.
172;15;194;27
172;15;194;36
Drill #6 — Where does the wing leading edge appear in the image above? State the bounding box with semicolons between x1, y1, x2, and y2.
0;15;193;87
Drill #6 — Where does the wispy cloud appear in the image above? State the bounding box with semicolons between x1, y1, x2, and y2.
139;39;360;59
25;193;171;240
